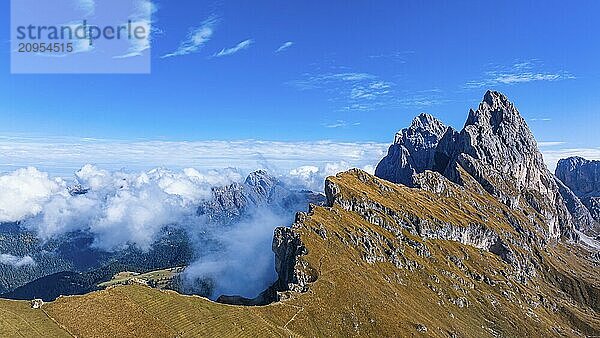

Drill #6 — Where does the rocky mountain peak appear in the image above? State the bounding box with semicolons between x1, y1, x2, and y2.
464;90;528;140
556;157;600;197
245;169;278;195
410;112;446;133
375;113;448;186
483;90;514;110
197;170;325;225
395;112;448;145
459;91;543;190
376;91;579;240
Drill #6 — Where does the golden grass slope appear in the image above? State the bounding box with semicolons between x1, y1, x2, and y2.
2;169;599;337
0;299;70;337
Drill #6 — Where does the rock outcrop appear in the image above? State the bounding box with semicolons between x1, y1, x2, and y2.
271;226;316;294
376;90;578;240
556;157;600;235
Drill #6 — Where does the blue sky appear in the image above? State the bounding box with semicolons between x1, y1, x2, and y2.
1;0;600;174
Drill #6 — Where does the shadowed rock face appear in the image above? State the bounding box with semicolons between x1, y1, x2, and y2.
556;157;600;235
556;157;600;198
375;113;449;187
555;177;599;235
375;90;579;240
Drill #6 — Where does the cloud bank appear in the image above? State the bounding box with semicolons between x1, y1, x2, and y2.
0;165;243;251
0;137;388;178
0;161;368;299
183;209;281;299
0;167;64;223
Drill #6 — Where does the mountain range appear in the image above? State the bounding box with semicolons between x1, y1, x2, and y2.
0;91;598;337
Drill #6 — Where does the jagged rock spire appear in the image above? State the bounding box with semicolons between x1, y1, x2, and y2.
376;91;579;240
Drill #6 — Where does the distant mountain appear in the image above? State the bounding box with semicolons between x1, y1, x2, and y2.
197;169;325;225
556;156;600;235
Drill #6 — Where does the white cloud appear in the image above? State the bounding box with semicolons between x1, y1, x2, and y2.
290;68;444;112
0;137;388;178
290;71;397;111
213;39;254;57
113;0;156;59
0;254;35;268
466;60;575;88
183;209;281;299
161;16;218;58
0;136;390;249
324;120;361;128
275;41;294;53
0;167;64;223
290;72;377;90
368;51;414;62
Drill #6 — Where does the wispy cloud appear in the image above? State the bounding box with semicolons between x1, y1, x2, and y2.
350;81;391;100
530;117;552;122
368;50;414;62
275;41;294;53
161;15;218;58
289;71;397;111
323;120;361;128
289;60;445;111
213;39;254;57
114;0;157;59
0;254;35;268
465;60;575;88
289;72;376;90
